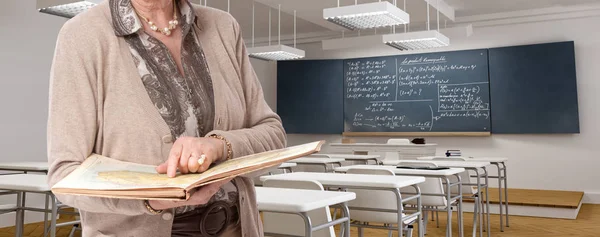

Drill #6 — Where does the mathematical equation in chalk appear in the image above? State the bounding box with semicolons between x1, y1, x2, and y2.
344;50;491;132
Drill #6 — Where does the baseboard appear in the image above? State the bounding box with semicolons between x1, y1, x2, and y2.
0;212;48;228
460;202;582;220
582;192;600;204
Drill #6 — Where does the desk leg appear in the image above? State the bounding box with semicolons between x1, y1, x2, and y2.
501;162;509;227
443;177;452;237
482;167;490;237
341;202;351;237
15;192;23;237
299;212;313;237
474;169;483;237
413;185;424;237
393;189;404;237
455;174;464;237
494;163;504;232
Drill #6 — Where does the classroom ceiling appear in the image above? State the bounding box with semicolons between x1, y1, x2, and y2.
203;0;600;42
446;0;600;17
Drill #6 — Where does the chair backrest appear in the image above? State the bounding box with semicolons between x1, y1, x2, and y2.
262;180;335;237
395;162;448;207
447;170;478;195
384;139;411;160
396;161;438;168
430;158;477;195
345;168;400;224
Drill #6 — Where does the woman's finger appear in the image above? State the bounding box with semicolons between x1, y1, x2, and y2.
179;146;191;174
155;162;168;174
166;140;183;178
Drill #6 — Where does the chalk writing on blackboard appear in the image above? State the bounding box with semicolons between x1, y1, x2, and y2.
345;50;490;132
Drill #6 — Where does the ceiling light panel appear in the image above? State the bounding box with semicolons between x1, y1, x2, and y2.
37;0;101;18
324;1;409;30
248;45;306;61
383;30;450;51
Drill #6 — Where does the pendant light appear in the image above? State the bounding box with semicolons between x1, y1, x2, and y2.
324;0;409;31
37;0;101;18
382;0;449;51
247;4;305;61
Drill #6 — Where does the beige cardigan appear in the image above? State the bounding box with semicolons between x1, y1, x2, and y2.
47;1;286;236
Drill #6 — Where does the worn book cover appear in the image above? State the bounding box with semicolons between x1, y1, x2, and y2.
52;141;325;200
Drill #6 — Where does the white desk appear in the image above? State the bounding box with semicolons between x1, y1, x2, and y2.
335;165;465;237
0;162;49;173
329;143;437;159
261;172;426;237
313;154;380;165
382;160;490;169
277;163;297;173
418;156;510;231
0;174;56;237
291;158;345;172
256;187;355;237
383;159;491;237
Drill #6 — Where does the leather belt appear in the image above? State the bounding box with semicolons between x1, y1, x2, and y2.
171;201;239;237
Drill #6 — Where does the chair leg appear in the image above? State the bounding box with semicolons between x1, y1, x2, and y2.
68;224;78;237
406;226;413;237
388;229;393;237
358;226;364;237
423;209;429;235
50;195;58;237
436;208;440;228
44;194;49;237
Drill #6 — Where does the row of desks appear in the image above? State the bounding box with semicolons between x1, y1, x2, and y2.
287;154;510;236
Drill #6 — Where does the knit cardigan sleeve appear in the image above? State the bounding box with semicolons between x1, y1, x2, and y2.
47;19;153;216
205;17;287;161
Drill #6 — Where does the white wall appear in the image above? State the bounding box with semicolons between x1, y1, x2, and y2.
265;16;600;202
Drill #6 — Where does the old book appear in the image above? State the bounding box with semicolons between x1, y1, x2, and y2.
52;141;325;200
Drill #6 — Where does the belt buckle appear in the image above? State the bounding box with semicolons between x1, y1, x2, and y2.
199;201;230;237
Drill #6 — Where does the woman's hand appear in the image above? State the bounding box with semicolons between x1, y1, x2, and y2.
148;179;232;210
156;136;225;178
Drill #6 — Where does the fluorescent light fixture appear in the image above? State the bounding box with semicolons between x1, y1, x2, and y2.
324;1;409;30
383;30;450;51
248;5;305;61
248;45;305;61
37;0;101;18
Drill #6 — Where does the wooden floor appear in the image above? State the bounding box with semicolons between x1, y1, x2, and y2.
2;204;600;237
474;188;584;209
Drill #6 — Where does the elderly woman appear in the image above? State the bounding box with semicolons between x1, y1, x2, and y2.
46;0;286;236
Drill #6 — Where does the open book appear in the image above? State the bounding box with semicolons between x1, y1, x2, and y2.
52;141;325;200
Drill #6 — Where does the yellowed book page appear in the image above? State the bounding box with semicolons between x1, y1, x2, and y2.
187;141;324;188
52;154;202;191
52;141;324;194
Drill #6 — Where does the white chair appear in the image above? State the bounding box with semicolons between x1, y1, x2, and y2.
0;190;18;225
384;139;411;161
432;158;482;237
345;168;416;237
309;154;332;158
396;161;449;234
262;179;336;237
